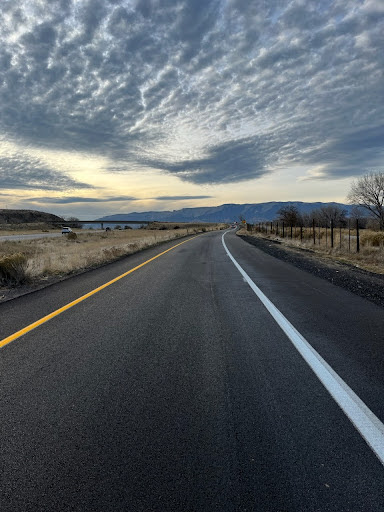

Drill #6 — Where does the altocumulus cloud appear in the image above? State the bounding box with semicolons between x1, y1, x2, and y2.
28;195;139;204
0;0;383;188
28;195;212;204
0;155;91;190
153;196;212;200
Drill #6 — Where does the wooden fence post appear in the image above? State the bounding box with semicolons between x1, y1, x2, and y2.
312;219;316;245
348;219;351;252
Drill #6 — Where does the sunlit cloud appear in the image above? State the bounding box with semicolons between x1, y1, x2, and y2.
27;195;139;204
0;0;382;202
26;194;213;204
154;196;212;200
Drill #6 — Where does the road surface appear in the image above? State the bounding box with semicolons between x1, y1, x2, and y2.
0;232;64;241
1;229;384;511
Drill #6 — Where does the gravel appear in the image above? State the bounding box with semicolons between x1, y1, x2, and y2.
239;234;384;309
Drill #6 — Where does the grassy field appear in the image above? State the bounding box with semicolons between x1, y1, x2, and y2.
238;226;384;274
0;224;226;288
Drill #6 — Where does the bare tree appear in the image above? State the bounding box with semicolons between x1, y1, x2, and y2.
276;205;301;226
317;205;347;227
65;216;83;229
348;172;384;230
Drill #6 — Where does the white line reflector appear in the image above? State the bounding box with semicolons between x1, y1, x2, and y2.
222;231;384;467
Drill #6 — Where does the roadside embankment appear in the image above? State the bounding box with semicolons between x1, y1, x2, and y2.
0;224;226;302
238;231;384;308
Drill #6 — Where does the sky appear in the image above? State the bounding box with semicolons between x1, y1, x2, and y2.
0;0;383;219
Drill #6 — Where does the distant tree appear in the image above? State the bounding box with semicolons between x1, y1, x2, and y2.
349;206;369;228
65;216;83;229
276;205;301;226
318;205;347;227
348;171;384;230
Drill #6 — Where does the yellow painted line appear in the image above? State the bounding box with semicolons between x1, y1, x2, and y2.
0;235;200;349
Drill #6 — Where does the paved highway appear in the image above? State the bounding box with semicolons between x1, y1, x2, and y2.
0;232;64;241
1;229;384;511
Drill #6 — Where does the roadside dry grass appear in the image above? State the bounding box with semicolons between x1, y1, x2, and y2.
0;228;58;236
238;227;384;274
0;222;59;235
0;224;226;288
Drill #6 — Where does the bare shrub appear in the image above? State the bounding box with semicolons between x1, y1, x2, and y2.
67;232;77;241
361;231;384;247
0;253;29;285
0;224;222;286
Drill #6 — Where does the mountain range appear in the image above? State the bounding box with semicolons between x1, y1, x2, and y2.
97;202;356;224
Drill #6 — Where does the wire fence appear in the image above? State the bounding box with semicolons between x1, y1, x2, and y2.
246;219;372;253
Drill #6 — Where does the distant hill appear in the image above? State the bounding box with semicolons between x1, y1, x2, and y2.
0;209;64;225
97;202;356;224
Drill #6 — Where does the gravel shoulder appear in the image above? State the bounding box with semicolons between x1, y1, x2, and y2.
239;233;384;309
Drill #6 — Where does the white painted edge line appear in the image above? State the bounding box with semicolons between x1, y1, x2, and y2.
222;231;384;466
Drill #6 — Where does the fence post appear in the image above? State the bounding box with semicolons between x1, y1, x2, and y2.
330;219;334;248
356;219;360;252
282;222;285;238
339;226;342;249
300;225;303;243
290;225;293;239
312;219;316;245
348;219;351;252
276;222;279;236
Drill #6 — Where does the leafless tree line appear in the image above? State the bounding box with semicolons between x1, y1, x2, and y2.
276;171;384;230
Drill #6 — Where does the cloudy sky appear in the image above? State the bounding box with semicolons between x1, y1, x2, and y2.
0;0;383;218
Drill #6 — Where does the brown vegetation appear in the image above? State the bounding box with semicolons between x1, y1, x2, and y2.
238;226;384;274
0;224;226;289
0;209;63;226
0;253;29;286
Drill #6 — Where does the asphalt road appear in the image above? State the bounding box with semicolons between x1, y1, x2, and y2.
0;232;63;241
1;229;384;511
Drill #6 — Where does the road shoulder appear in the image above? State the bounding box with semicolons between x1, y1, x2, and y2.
238;233;384;308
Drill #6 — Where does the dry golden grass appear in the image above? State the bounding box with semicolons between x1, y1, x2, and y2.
239;226;384;274
0;222;58;234
0;228;57;236
0;225;226;287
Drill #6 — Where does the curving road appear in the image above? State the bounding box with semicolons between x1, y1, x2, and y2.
1;229;384;511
